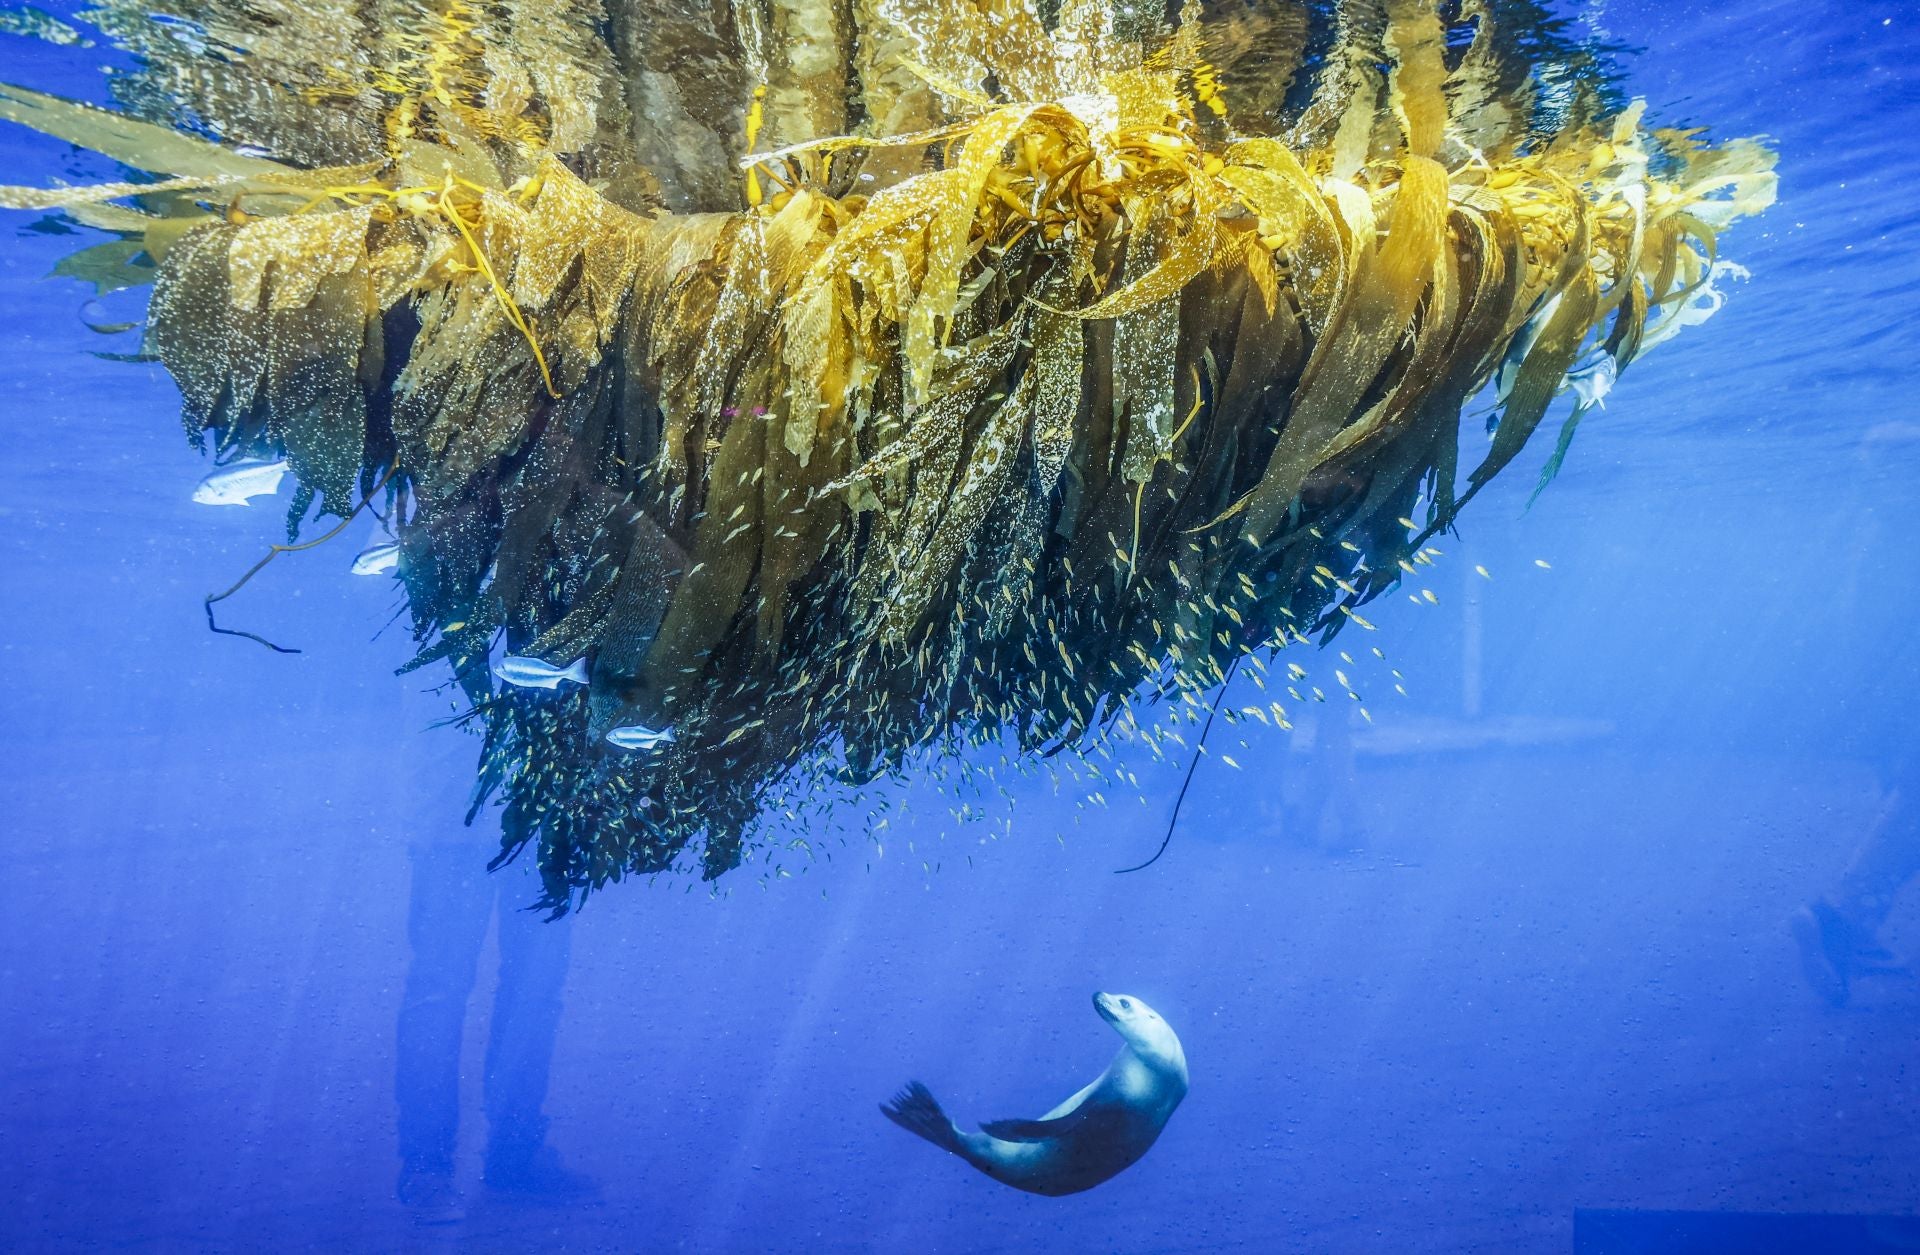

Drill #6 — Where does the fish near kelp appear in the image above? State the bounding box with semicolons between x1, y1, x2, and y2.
606;723;675;751
493;656;590;691
191;460;289;506
351;541;400;576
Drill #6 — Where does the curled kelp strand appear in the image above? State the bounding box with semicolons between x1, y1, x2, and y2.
203;466;398;653
1115;654;1242;875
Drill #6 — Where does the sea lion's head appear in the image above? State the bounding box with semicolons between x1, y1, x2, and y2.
1094;992;1187;1079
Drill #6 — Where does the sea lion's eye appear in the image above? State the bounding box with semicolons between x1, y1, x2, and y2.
1119;998;1134;1011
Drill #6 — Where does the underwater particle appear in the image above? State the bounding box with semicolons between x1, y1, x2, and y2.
1534;559;1552;570
1475;565;1492;580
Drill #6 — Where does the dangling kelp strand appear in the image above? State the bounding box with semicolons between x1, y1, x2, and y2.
0;0;1774;905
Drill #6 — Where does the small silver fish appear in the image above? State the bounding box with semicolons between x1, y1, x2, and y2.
492;655;589;689
192;459;289;506
350;541;400;576
1566;355;1618;409
605;723;676;751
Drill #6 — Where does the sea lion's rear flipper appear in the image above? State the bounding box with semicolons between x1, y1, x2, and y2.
881;1081;965;1155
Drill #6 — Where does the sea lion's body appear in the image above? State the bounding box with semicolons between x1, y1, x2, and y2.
881;993;1188;1196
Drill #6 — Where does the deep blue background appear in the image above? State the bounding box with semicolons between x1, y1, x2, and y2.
1;1;1916;1249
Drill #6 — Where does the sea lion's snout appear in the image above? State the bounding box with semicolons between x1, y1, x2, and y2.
1093;991;1118;1023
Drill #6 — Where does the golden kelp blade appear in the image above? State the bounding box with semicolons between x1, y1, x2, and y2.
0;0;1774;906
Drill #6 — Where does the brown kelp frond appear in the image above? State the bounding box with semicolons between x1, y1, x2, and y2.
0;0;1774;903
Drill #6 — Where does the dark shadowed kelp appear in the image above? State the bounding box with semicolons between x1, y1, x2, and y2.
0;0;1773;908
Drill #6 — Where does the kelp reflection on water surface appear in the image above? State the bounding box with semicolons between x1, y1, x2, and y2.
0;0;1774;908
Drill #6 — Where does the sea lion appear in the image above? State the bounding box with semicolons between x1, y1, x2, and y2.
880;992;1188;1196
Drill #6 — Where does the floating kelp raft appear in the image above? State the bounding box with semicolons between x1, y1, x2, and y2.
0;0;1774;906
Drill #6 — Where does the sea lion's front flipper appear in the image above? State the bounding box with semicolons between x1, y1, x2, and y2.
982;1099;1130;1144
979;1117;1068;1142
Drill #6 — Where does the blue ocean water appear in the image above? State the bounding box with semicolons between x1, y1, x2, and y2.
0;0;1916;1250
